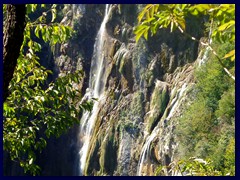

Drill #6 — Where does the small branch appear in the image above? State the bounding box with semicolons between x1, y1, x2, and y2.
175;21;235;81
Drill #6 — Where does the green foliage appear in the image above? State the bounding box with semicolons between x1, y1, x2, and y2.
134;6;235;174
209;4;235;46
3;4;92;175
175;40;235;175
210;124;234;172
135;4;235;44
223;137;235;175
176;97;214;158
155;157;229;176
215;86;235;124
134;4;235;77
195;59;227;111
24;4;73;47
134;4;188;42
196;41;234;110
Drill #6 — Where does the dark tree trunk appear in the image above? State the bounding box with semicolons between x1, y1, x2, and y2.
3;4;26;102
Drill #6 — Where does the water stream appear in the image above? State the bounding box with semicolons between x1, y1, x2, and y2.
137;127;159;176
78;4;112;175
137;83;189;176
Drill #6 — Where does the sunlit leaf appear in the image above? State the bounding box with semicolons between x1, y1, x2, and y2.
29;158;33;165
223;50;235;61
218;20;235;31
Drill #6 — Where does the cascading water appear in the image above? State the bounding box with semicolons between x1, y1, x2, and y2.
137;127;159;176
137;83;189;176
198;25;213;66
78;4;112;175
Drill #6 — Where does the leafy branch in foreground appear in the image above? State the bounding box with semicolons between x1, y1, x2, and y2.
134;4;235;80
3;4;92;175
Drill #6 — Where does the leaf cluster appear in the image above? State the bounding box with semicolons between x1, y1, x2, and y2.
3;4;92;175
134;4;235;65
134;4;188;42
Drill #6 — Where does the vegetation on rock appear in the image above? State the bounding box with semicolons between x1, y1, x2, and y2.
3;4;235;176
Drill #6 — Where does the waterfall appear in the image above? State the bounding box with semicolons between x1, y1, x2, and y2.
78;4;112;175
137;83;189;176
166;83;188;120
198;25;213;66
137;128;159;176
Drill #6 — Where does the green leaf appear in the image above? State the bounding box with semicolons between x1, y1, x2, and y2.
190;9;199;15
41;4;46;8
223;50;235;61
28;40;33;48
143;26;149;40
16;74;21;83
34;26;40;38
41;27;47;42
192;4;211;13
52;34;60;45
134;24;150;42
26;4;37;14
34;42;42;52
218;20;235;31
176;17;186;31
65;27;71;38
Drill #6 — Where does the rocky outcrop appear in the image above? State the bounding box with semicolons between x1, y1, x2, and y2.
71;4;204;176
4;4;206;176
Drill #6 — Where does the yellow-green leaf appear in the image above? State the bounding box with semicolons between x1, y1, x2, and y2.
143;27;149;40
41;4;46;8
193;4;211;13
177;17;186;31
16;74;21;83
223;50;235;61
218;20;235;31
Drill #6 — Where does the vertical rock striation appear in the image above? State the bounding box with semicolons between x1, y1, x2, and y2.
4;4;206;176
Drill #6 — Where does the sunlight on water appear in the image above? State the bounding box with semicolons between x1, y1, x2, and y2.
78;4;112;175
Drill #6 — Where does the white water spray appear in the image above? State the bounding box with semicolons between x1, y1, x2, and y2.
137;128;159;176
78;4;112;175
198;25;213;66
137;83;189;176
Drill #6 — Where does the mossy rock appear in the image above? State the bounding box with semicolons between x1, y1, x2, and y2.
130;91;144;116
84;138;101;175
118;52;134;91
99;125;118;175
147;81;170;132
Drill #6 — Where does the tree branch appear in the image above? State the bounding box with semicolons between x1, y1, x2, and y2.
175;21;235;81
3;4;26;102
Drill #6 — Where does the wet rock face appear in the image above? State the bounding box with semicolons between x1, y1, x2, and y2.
4;4;204;176
53;4;105;92
79;5;203;176
44;4;202;176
